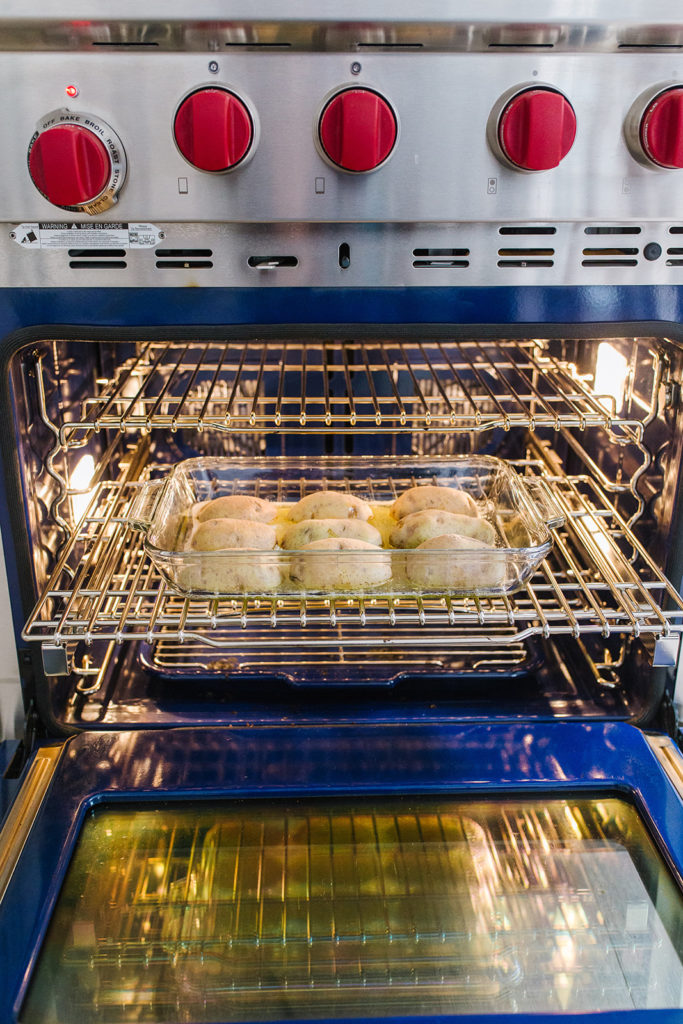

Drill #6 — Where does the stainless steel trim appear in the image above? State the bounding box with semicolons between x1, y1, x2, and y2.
4;221;683;288
2;4;683;52
0;745;62;905
646;734;683;801
4;2;683;21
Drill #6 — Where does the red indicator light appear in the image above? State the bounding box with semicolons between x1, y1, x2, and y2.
65;85;79;98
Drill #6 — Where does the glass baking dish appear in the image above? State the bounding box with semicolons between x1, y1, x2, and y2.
128;456;563;599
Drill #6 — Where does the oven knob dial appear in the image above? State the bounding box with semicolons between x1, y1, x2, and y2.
318;88;397;172
27;109;126;214
174;88;254;172
631;86;683;168
489;86;577;171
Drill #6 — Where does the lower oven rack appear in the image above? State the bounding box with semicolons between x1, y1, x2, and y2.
138;635;534;685
22;461;683;674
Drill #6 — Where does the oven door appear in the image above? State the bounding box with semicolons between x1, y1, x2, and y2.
1;721;683;1023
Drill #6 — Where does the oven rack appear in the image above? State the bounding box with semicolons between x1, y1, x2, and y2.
60;338;653;440
139;635;532;685
23;466;683;670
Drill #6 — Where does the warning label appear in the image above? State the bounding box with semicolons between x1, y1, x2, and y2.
12;222;162;250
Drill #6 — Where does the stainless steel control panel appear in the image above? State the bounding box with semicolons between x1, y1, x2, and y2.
3;52;683;224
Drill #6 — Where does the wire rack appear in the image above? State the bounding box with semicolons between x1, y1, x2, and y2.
140;635;532;683
22;462;683;668
22;797;683;1019
62;338;650;438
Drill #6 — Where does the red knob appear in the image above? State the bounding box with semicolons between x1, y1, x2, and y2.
28;124;111;207
319;88;397;172
640;87;683;168
174;88;253;172
498;88;576;171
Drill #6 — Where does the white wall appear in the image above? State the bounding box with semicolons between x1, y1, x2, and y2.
0;539;22;740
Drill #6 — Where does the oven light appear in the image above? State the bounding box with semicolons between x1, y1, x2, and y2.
70;453;95;523
65;84;79;98
594;342;628;415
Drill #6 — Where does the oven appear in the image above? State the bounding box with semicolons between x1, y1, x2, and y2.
2;4;683;1022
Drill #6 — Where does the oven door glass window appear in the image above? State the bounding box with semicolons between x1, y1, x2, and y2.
20;796;683;1021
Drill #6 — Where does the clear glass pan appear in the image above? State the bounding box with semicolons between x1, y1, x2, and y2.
129;456;562;599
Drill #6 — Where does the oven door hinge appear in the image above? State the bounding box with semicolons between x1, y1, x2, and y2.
5;698;43;776
662;363;680;409
664;381;680;409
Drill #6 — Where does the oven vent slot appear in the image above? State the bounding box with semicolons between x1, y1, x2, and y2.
584;226;642;235
413;248;469;269
618;39;683;49
618;27;683;48
499;226;556;235
497;248;554;268
666;248;683;266
225;41;293;48
156;249;212;257
68;249;126;258
92;41;159;47
582;248;639;267
488;42;554;48
247;256;298;269
485;27;560;50
356;42;424;49
155;248;213;270
669;227;683;234
68;248;127;269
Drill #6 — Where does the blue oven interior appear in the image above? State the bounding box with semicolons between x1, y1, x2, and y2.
2;289;683;736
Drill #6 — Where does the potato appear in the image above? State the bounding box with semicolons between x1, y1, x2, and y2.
280;518;382;549
407;533;505;591
180;556;282;595
195;495;277;523
184;516;278;593
390;509;497;548
191;518;276;552
288;490;372;523
391;484;478;520
290;537;391;590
